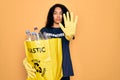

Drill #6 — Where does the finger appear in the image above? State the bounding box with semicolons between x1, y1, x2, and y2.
23;58;27;64
28;71;36;78
66;12;70;22
75;16;78;25
28;75;34;79
59;23;65;32
23;58;32;69
25;63;36;72
28;73;35;79
70;12;73;22
25;62;32;69
27;67;36;72
63;13;67;25
73;16;78;34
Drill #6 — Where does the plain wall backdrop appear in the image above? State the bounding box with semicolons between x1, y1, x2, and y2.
0;0;120;80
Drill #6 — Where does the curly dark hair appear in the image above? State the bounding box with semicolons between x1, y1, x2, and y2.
45;3;69;28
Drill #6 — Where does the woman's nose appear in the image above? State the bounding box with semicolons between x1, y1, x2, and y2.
57;14;60;18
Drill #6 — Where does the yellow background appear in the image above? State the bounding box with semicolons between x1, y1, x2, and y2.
0;0;120;80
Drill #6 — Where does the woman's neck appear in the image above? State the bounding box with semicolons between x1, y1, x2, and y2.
52;23;60;28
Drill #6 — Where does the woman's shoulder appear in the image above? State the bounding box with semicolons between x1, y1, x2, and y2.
40;27;46;30
40;27;48;32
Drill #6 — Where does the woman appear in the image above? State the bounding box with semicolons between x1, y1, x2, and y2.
23;3;78;80
40;4;78;80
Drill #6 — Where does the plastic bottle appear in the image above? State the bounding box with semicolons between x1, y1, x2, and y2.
25;30;31;41
31;32;37;41
34;27;40;40
39;32;44;39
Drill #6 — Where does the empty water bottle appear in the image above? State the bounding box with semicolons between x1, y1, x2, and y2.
39;32;44;39
34;27;40;40
25;30;31;41
31;32;37;41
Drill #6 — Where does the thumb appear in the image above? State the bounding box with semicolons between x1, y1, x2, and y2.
59;23;65;32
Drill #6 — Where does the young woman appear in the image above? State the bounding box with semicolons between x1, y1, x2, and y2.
40;4;78;80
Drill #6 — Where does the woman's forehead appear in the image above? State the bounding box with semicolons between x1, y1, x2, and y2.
54;7;62;12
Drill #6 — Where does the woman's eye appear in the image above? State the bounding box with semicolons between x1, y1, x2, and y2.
60;12;62;15
53;12;57;15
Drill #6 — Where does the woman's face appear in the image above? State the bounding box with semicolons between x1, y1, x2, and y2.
53;7;63;25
